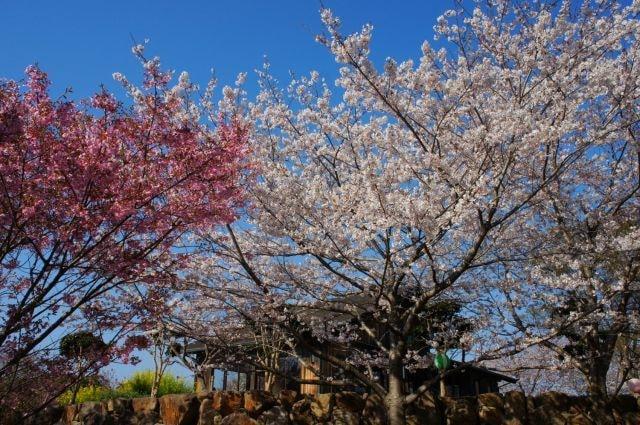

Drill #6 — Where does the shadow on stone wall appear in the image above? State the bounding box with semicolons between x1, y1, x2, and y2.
14;389;640;424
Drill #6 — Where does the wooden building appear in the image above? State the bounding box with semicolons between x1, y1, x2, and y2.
185;342;516;397
185;294;516;396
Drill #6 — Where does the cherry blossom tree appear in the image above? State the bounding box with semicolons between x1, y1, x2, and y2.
488;345;589;395
487;109;640;396
182;1;640;422
439;0;640;399
0;46;247;417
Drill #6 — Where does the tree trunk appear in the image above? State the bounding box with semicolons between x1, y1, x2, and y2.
385;351;405;425
584;356;615;424
586;361;609;397
585;342;613;398
195;367;213;392
264;352;278;392
151;372;160;398
439;371;447;397
195;373;206;392
264;371;276;392
70;382;80;405
203;367;213;391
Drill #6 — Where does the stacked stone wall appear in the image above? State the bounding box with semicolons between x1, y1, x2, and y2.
17;390;640;424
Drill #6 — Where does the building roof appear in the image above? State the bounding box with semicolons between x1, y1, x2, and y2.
185;340;517;384
450;362;518;384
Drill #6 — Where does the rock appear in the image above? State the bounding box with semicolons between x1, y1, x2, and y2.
444;397;478;425
361;394;387;425
290;397;314;425
334;392;364;414
159;394;200;425
585;396;615;425
213;391;244;417
64;404;79;423
198;391;216;402
131;410;161;425
528;406;562;425
563;410;595;425
477;393;504;425
106;398;132;414
277;390;298;409
220;412;258;425
567;397;601;425
503;391;527;425
38;390;640;425
199;398;221;425
130;401;161;425
132;397;159;413
625;412;640;425
530;392;596;425
332;408;359;425
76;402;108;425
534;391;569;410
244;390;277;416
406;391;441;425
24;403;64;425
257;406;290;425
104;398;134;424
310;393;333;421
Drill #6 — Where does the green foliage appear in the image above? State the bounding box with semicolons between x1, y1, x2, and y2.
118;370;192;397
57;370;192;405
58;385;139;406
59;331;107;359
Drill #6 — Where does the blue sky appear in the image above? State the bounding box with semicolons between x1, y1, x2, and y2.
1;0;451;99
1;0;452;382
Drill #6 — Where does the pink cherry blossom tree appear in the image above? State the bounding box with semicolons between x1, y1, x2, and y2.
181;1;640;422
0;46;248;417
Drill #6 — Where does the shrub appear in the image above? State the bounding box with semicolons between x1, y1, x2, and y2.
57;370;191;405
118;370;192;397
59;332;106;359
58;385;140;405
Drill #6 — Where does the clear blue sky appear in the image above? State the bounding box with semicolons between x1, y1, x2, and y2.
1;0;451;98
0;0;452;382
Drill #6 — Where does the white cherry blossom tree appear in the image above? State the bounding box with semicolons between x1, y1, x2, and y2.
485;90;640;396
182;1;640;422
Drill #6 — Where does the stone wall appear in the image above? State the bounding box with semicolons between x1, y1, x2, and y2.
28;390;640;424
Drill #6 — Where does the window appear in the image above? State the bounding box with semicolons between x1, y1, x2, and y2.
238;372;248;391
254;372;265;391
300;357;320;395
212;369;224;391
226;371;239;390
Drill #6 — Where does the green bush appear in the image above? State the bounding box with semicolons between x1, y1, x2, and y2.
58;371;192;405
58;385;140;405
118;370;192;397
